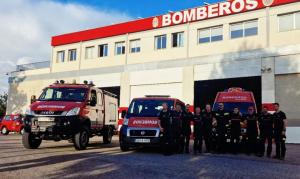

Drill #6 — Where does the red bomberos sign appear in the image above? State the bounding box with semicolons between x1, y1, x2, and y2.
52;0;298;46
155;0;275;28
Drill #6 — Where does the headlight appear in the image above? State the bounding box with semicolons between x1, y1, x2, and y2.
65;107;80;116
123;117;129;125
25;108;35;115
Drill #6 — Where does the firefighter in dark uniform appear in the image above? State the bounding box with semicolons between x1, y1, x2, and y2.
230;107;243;154
214;103;230;153
158;102;174;155
202;104;214;153
172;104;184;153
244;106;260;155
258;106;273;157
272;103;287;160
182;104;193;153
193;107;204;154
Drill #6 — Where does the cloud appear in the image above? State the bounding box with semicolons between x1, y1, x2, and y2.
0;0;132;93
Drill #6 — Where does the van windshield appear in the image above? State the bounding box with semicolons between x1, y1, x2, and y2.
127;99;174;117
38;88;88;102
213;102;256;115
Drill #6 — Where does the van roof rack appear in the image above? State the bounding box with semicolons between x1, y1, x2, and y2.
144;95;170;98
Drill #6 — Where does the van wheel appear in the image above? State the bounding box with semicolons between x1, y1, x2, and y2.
74;127;89;150
1;127;9;135
103;127;113;144
22;132;42;149
120;143;129;151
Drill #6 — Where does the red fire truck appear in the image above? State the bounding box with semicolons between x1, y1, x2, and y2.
212;87;257;114
22;80;118;150
212;87;257;139
119;96;185;151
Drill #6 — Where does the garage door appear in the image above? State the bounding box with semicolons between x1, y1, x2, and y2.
276;74;300;143
275;74;300;126
130;83;183;101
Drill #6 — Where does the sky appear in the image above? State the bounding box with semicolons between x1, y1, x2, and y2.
0;0;220;93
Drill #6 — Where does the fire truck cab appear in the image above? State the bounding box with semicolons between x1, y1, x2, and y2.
22;80;118;150
119;96;185;151
212;87;257;139
213;87;257;114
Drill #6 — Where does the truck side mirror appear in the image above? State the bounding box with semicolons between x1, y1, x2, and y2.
121;110;127;118
30;95;36;104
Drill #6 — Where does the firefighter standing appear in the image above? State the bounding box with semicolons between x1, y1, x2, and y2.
214;103;230;153
244;106;260;155
258;106;273;157
193;107;204;154
202;104;214;153
182;104;193;153
172;104;184;153
272;103;287;160
158;103;174;155
230;107;243;154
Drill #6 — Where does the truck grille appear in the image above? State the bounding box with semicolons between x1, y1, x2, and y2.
129;130;157;137
34;111;64;115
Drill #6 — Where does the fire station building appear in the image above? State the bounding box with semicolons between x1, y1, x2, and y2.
7;0;300;142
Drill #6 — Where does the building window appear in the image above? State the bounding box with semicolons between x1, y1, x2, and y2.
155;35;167;50
115;42;125;55
230;20;258;39
99;44;108;57
130;39;141;53
278;12;300;32
198;26;223;44
244;21;258;36
57;51;65;63
85;46;94;59
68;49;77;61
172;32;184;47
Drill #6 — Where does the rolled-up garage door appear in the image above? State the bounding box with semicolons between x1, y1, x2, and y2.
275;74;300;143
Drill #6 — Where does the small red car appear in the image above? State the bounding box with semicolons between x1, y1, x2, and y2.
0;114;24;135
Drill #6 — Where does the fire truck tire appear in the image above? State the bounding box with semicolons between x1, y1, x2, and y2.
1;126;9;135
103;127;113;144
22;132;42;149
74;127;89;150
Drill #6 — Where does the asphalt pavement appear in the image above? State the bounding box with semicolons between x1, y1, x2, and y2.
0;134;299;179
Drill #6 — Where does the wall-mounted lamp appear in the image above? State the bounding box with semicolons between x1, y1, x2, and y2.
261;66;272;73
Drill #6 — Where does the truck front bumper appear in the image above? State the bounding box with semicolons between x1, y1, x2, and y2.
24;115;82;140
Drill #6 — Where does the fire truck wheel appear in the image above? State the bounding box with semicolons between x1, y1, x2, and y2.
74;127;89;150
22;132;42;149
103;127;113;144
1;127;9;135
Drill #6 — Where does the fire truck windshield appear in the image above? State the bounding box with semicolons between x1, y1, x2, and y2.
38;87;88;102
127;99;174;117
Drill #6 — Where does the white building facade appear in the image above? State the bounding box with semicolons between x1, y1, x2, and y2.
7;0;300;142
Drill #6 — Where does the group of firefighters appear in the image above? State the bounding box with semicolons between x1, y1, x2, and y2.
158;102;287;160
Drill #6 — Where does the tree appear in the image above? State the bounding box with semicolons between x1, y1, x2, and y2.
0;93;8;117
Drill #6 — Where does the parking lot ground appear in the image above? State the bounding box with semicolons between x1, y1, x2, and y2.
0;134;299;179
